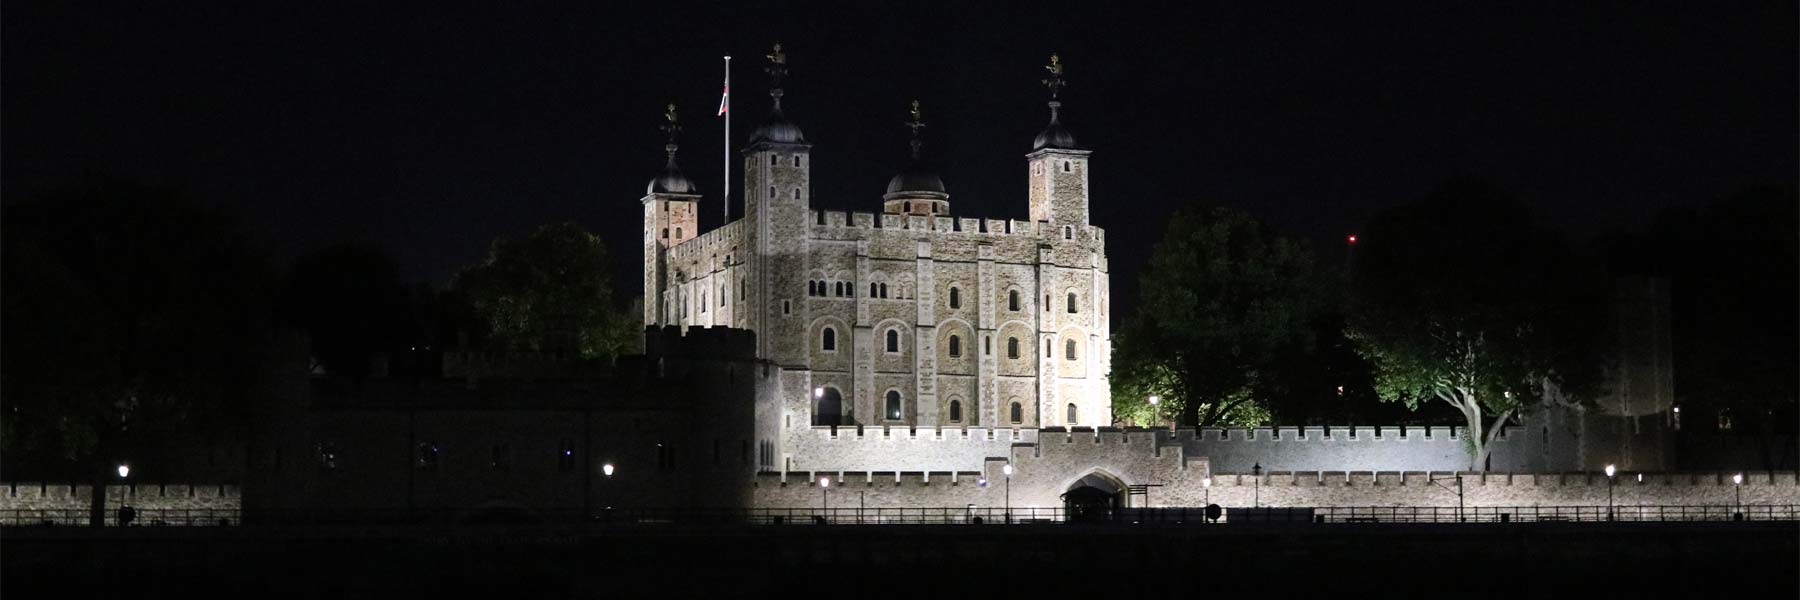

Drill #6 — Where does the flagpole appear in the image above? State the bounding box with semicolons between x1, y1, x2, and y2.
722;55;731;224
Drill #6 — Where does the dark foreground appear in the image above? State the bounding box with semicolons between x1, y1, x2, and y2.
6;521;1796;598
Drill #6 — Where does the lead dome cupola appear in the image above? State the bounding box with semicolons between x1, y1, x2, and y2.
646;104;698;195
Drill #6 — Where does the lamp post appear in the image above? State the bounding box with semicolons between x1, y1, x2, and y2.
1604;464;1616;521
1147;395;1159;428
1002;464;1014;524
600;463;615;522
1252;463;1262;509
1733;473;1743;519
820;475;831;515
1202;476;1212;509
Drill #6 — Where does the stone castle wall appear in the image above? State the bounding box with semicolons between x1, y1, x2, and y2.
2;483;240;525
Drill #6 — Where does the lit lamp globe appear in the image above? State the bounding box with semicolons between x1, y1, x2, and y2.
602;463;615;477
1733;474;1743;485
1002;464;1014;477
116;464;130;479
1202;476;1212;488
819;476;830;488
1605;464;1616;478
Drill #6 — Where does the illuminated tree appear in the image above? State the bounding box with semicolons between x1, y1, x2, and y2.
1345;179;1608;470
1113;205;1322;427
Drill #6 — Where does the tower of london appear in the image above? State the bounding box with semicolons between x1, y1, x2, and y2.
641;49;1112;450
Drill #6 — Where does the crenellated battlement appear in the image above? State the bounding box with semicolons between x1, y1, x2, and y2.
668;220;746;261
808;210;1054;237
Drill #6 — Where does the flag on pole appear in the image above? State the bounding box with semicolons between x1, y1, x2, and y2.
717;80;729;116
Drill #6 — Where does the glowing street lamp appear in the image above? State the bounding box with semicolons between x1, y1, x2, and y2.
1733;473;1744;518
1002;464;1014;524
602;463;616;477
819;475;832;519
1604;464;1616;521
1201;476;1212;509
116;464;130;479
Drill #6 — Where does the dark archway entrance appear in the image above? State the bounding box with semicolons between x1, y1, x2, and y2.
1062;472;1124;522
813;388;844;426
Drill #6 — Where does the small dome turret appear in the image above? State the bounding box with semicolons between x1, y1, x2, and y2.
646;103;698;196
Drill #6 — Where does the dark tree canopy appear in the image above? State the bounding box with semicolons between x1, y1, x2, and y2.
450;222;634;363
1113;205;1326;426
280;242;413;378
1345;178;1610;469
1;177;276;480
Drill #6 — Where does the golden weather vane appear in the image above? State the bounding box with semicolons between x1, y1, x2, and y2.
660;102;682;143
765;42;788;88
905;100;926;159
1041;53;1067;99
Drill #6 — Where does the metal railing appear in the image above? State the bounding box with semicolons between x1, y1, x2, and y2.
5;505;1793;527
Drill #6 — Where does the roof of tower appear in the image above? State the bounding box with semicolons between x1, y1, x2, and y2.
748;42;807;146
886;100;946;196
886;162;946;195
1032;117;1079;151
647;155;697;195
647;103;698;195
748;112;807;145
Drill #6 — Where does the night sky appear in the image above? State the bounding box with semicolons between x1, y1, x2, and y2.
6;3;1794;316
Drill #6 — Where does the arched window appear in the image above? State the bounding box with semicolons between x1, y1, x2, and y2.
1063;226;1073;240
949;399;963;422
880;283;889;298
903;201;912;212
821;327;836;352
870;283;878;298
948;287;961;309
1009;402;1023;424
720;285;727;306
1008;290;1021;311
1062;160;1071;172
1067;403;1078;424
1067;293;1078;313
792;188;800;200
813;387;844;426
808;281;817;296
948;335;962;358
885;390;903;421
1046;340;1053;358
793;155;801;167
770;155;778;166
1007;337;1020;359
886;329;900;353
675;227;683;238
1066;339;1078;360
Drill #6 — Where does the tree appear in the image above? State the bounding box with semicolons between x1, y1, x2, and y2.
280;242;412;378
450;222;635;363
1345;179;1609;470
1112;205;1324;427
1;176;276;523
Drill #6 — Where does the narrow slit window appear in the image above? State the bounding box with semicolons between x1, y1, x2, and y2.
948;335;962;358
886;329;900;353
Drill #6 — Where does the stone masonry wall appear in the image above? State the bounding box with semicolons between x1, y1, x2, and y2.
2;483;241;524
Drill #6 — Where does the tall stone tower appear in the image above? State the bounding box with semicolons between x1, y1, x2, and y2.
642;104;701;328
1024;54;1108;427
1026;53;1091;230
742;44;812;365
